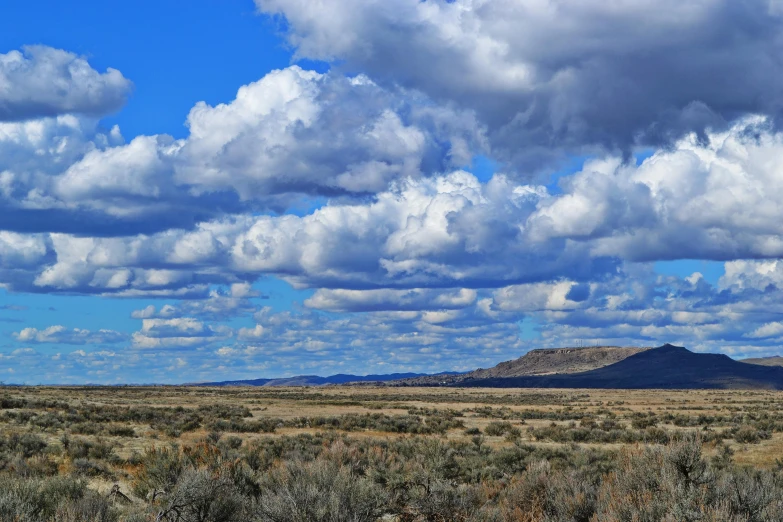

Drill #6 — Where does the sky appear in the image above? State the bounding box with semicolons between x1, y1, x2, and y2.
3;1;783;384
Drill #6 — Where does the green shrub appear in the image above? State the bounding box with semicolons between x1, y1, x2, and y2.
484;421;515;437
0;433;47;458
106;425;136;437
130;445;184;500
630;415;658;429
155;468;248;522
255;459;387;522
72;458;115;479
735;425;761;444
65;437;116;461
0;475;111;522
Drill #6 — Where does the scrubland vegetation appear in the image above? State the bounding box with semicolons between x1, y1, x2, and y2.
1;386;783;521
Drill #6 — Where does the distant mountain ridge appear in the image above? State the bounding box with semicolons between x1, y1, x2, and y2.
191;345;783;390
391;345;650;386
194;346;646;387
194;372;462;387
458;344;783;389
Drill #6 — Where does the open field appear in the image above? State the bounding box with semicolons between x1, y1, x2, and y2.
2;385;783;520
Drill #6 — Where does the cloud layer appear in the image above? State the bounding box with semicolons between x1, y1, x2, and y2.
0;61;483;236
258;0;783;169
8;118;783;298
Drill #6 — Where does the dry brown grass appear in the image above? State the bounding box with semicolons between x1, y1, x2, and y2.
2;385;783;465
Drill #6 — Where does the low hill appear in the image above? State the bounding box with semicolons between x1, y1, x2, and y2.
741;356;783;367
194;372;461;387
462;344;783;389
391;345;650;386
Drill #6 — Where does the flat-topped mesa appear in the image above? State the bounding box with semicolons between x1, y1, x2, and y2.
461;343;783;390
742;355;783;367
524;346;649;356
479;346;652;376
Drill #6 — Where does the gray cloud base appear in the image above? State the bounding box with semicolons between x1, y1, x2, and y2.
258;0;783;171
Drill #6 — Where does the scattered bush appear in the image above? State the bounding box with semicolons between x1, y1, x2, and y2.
734;425;762;444
155;468;248;522
256;459;387;522
484;421;515;436
0;475;116;522
1;387;783;521
0;433;47;458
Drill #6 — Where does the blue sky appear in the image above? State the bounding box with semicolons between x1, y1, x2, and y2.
0;0;293;138
3;0;783;383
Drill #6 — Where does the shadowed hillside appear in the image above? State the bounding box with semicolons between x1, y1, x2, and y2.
462;344;783;389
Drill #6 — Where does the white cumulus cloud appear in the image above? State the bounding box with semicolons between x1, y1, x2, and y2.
0;46;131;121
14;325;127;344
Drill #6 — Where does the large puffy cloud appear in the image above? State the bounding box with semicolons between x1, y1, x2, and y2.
258;0;783;170
13;325;127;345
0;115;164;235
532;118;783;262
0;66;483;235
172;68;482;199
1;171;614;294
0;46;131;121
25;233;222;296
0;228;241;295
11;120;783;298
228;172;606;289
